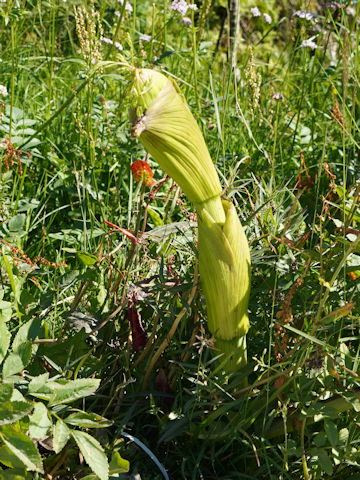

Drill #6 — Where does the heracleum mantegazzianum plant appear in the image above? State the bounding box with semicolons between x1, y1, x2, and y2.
129;68;251;372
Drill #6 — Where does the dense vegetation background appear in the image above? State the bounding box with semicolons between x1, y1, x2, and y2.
0;0;359;478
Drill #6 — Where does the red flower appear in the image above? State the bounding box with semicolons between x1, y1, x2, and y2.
131;160;155;187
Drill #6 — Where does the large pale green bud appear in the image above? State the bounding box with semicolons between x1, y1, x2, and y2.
198;199;251;370
129;68;225;225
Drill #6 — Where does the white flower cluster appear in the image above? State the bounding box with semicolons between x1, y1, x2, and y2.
170;0;197;18
250;7;272;24
293;10;318;21
0;85;8;97
100;36;123;51
301;39;318;49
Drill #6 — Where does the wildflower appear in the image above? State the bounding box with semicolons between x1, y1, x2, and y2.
301;39;318;49
0;85;8;97
263;13;272;24
139;34;152;42
114;41;123;51
118;0;133;13
250;7;261;17
181;17;192;25
188;3;198;10
170;0;189;16
292;10;318;20
129;68;251;372
273;92;284;100
100;36;113;45
130;160;155;187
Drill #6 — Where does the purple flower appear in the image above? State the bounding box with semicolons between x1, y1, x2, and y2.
170;0;189;16
181;16;192;25
188;3;198;10
273;92;284;100
263;13;272;24
114;42;123;51
140;34;152;42
250;7;261;17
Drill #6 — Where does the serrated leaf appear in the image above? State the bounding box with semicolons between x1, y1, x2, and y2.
53;419;70;454
2;342;32;378
0;425;43;473
71;430;109;480
28;372;50;394
0;384;13;402
0;320;11;362
12;318;43;351
64;411;112;428
29;403;51;440
109;451;130;474
48;378;100;406
324;420;338;447
0;402;32;426
10;389;25;402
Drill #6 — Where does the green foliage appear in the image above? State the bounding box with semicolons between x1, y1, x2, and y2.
0;320;129;478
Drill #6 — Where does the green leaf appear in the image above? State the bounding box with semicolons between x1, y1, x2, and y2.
48;378;100;406
71;430;109;480
0;384;13;403
0;445;26;468
0;301;12;322
29;403;51;439
0;425;43;473
2;342;32;378
28;372;50;394
109;451;130;474
53;419;70;454
313;431;326;448
77;251;98;266
10;389;25;402
12;318;43;351
0;402;32;426
147;207;163;226
324;420;338;447
341;392;360;412
142;221;195;243
0;320;11;363
8;214;25;233
312;448;333;475
0;468;29;479
64;411;112;428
